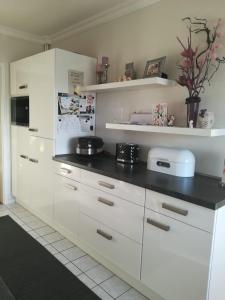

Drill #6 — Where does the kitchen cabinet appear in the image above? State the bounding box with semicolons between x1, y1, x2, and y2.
10;58;31;96
28;136;54;222
79;183;144;243
28;51;55;140
11;125;30;198
14;134;54;222
79;212;142;279
141;208;212;300
53;174;80;238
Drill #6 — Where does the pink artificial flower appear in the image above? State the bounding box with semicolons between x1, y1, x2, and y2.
181;47;196;58
216;31;224;38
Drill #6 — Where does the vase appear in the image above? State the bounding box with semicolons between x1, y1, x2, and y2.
199;112;215;129
185;97;201;128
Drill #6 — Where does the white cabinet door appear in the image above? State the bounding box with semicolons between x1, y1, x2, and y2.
53;174;80;238
10;59;31;96
17;154;31;207
141;209;212;300
28;50;55;139
28;136;54;222
11;126;30;198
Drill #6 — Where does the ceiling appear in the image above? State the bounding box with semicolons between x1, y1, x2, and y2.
0;0;159;42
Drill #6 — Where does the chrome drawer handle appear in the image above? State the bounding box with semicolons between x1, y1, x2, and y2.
60;168;72;174
162;203;188;216
97;229;112;240
147;218;170;232
98;181;115;190
98;197;114;207
28;128;38;132
29;158;38;163
19;84;28;89
65;183;77;191
20;155;28;159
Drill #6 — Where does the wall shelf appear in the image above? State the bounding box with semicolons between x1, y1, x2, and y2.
106;123;225;137
80;77;177;93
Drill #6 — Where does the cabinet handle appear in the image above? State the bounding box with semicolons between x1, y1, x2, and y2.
98;181;115;190
29;158;39;163
97;229;113;240
98;197;114;207
28;128;38;132
60;167;72;174
19;84;28;89
20;154;28;159
162;203;188;216
147;218;170;232
65;183;77;191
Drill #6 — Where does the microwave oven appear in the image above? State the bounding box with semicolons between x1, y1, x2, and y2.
11;96;29;126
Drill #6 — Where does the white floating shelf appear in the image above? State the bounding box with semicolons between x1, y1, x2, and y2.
106;123;225;137
80;77;177;93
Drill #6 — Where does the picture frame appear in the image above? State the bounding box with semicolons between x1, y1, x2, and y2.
143;56;166;78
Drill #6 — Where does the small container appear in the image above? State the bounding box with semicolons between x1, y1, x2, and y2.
147;147;195;177
116;143;140;164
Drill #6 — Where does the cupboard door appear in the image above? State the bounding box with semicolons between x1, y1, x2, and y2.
17;155;31;207
29;137;54;222
141;209;212;300
53;174;80;238
10;60;30;96
28;51;55;139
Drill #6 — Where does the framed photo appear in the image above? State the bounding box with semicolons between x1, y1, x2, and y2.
143;56;166;78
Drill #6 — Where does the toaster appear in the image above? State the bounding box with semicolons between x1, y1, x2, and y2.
147;147;195;177
116;143;140;164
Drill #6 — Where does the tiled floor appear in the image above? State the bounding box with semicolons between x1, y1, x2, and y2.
0;203;149;300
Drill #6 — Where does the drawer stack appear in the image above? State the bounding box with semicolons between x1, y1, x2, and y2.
79;169;145;279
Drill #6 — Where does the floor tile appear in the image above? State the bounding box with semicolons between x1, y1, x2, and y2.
100;276;130;298
117;288;148;300
45;244;58;255
73;255;99;272
92;286;114;300
36;237;49;246
35;226;55;236
51;238;74;252
27;220;46;230
20;214;39;224
65;262;82;276
28;230;39;239
0;210;9;217
54;253;69;265
43;232;63;243
86;264;113;284
61;246;85;261
20;224;32;232
78;273;97;289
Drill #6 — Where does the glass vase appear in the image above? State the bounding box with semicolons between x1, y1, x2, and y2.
185;97;201;128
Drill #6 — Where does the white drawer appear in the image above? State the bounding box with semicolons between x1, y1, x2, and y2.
80;184;144;243
80;169;145;206
146;190;215;233
54;162;81;182
79;213;142;279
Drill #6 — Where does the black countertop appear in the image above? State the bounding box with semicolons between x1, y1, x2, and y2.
53;153;225;210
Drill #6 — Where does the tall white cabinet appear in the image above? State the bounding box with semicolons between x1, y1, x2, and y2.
10;49;96;222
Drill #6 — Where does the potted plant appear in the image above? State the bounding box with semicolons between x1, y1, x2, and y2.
177;17;225;128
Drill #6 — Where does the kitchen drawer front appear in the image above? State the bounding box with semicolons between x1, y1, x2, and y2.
54;162;81;182
80;184;144;243
79;213;142;279
142;209;212;300
146;190;215;232
80;169;145;206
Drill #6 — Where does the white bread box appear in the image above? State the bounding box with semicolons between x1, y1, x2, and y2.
147;147;195;177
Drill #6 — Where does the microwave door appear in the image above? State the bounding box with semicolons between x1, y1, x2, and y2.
11;97;29;126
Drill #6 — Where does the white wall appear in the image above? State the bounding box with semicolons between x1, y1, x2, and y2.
53;0;225;177
0;34;43;62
